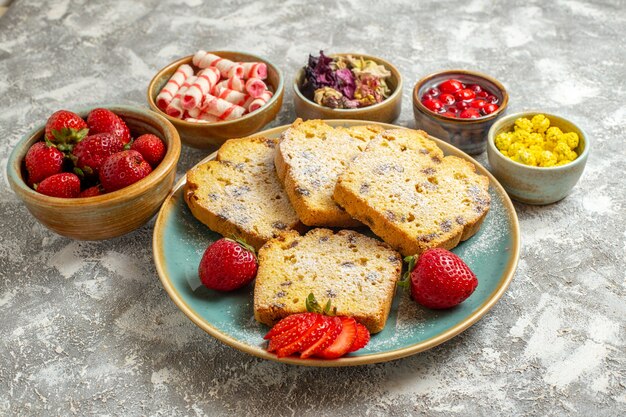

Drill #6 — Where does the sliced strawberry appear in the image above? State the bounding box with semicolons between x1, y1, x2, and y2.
266;313;316;352
264;314;303;340
276;315;330;358
348;322;370;352
300;316;342;359
315;317;357;359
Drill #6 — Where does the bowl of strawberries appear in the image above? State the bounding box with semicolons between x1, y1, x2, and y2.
8;105;181;240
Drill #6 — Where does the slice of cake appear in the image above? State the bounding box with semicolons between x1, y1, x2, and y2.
253;228;402;333
184;136;302;250
333;128;490;257
275;119;385;227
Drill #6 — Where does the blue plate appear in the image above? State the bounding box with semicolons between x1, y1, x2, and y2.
153;121;520;366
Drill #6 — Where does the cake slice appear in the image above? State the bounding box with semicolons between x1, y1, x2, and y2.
333;128;490;257
184;136;302;250
275;119;385;227
253;228;402;333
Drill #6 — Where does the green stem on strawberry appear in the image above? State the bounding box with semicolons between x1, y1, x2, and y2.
305;292;337;316
397;255;417;290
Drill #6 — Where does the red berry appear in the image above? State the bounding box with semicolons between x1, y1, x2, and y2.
87;108;131;144
459;108;481;119
482;103;499;115
421;93;434;101
438;93;455;105
426;87;440;97
36;173;81;198
409;248;478;309
299;316;343;359
471;99;488;109
44;110;88;145
422;99;443;113
347;322;371;353
130;134;166;168
455;88;476;102
476;90;489;98
315;317;358;359
198;238;258;291
79;185;104;198
456;101;470;110
486;95;499;104
276;315;331;358
72;133;125;177
98;150;152;192
24;142;65;185
267;313;317;352
438;79;463;94
467;84;482;93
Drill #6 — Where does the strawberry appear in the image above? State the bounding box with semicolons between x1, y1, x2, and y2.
408;248;478;309
264;314;303;340
348;322;371;352
267;313;317;352
36;173;81;198
44;110;88;148
24;141;65;185
87;108;131;144
71;133;125;177
79;185;104;198
99;150;152;192
300;316;343;358
276;315;331;358
130;134;166;167
315;317;357;359
198;238;258;291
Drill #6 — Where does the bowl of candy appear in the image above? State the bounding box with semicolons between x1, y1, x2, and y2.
293;51;403;123
487;112;589;205
412;70;508;155
148;50;284;150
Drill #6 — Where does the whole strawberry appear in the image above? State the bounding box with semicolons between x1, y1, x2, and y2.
408;248;478;309
36;173;81;198
72;132;124;176
99;150;152;192
198;238;258;291
24;142;65;185
87;108;131;144
79;185;104;198
44;110;88;147
130;134;166;167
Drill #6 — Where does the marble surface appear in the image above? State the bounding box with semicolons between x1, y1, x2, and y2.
1;0;625;415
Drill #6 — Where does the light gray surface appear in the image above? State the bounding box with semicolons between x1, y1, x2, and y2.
1;0;625;415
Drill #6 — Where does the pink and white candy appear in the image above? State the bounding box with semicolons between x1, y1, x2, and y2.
182;67;220;110
166;75;197;118
216;77;245;93
193;50;244;79
246;90;273;113
156;64;194;111
240;62;267;80
213;85;248;106
187;107;220;123
200;93;246;120
245;78;267;98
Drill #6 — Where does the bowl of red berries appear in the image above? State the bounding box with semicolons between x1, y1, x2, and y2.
413;70;508;155
8;105;181;240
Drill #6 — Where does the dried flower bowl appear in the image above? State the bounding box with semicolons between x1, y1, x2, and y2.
293;53;403;123
487;111;589;205
147;51;284;150
7;105;181;240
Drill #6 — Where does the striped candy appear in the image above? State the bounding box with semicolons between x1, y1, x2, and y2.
156;64;194;111
182;67;220;110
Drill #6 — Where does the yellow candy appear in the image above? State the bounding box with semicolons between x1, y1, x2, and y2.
514;117;533;133
531;114;550;133
496;114;578;167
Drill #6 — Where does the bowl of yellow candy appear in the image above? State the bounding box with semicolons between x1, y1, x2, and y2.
487;112;589;205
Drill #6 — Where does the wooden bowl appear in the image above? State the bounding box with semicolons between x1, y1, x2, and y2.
487;111;589;205
147;52;284;150
413;69;508;155
7;105;181;240
293;53;402;123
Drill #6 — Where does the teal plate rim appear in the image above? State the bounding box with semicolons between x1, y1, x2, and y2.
152;120;521;367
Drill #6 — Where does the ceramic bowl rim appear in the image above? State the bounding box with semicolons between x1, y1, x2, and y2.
8;104;181;206
487;110;590;172
292;52;403;113
412;69;509;124
147;52;284;127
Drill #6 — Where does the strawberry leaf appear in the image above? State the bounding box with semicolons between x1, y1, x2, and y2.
397;255;417;290
306;292;336;316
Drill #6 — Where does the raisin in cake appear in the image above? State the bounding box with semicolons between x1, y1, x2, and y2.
274;119;385;227
333;128;490;257
184;137;302;250
253;228;402;333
